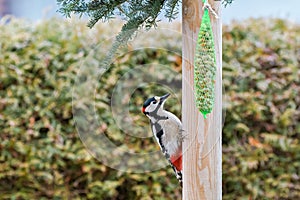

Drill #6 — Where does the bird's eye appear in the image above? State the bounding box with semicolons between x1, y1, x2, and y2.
153;101;157;104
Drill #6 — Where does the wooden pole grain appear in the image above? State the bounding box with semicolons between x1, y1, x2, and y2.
182;0;222;199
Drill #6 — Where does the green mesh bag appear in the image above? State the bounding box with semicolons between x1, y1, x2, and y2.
194;2;217;119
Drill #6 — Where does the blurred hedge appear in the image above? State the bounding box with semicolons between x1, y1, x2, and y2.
222;19;300;199
0;17;182;200
0;17;299;199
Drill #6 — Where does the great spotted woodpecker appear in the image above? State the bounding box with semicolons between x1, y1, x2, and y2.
142;93;183;184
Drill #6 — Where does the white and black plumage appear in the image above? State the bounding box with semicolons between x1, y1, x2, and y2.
142;93;183;184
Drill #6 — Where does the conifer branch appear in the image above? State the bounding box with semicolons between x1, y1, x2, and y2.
57;0;233;67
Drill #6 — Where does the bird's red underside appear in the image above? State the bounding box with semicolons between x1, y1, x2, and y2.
171;154;182;171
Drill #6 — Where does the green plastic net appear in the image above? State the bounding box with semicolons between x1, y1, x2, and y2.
194;1;217;119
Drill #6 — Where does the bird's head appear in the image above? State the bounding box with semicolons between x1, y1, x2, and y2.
142;93;170;117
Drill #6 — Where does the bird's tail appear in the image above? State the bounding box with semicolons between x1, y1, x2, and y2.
170;154;182;185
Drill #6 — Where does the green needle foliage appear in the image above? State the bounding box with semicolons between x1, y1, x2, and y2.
57;0;178;29
57;0;234;66
57;0;181;67
222;0;234;7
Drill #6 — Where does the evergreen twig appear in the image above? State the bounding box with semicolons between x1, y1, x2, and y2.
57;0;233;67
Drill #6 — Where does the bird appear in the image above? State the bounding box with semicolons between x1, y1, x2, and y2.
142;93;183;184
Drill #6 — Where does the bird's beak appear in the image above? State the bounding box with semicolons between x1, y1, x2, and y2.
159;93;170;102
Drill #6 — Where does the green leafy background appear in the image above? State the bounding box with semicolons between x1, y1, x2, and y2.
0;17;299;199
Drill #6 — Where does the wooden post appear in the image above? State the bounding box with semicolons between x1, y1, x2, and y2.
182;0;222;199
